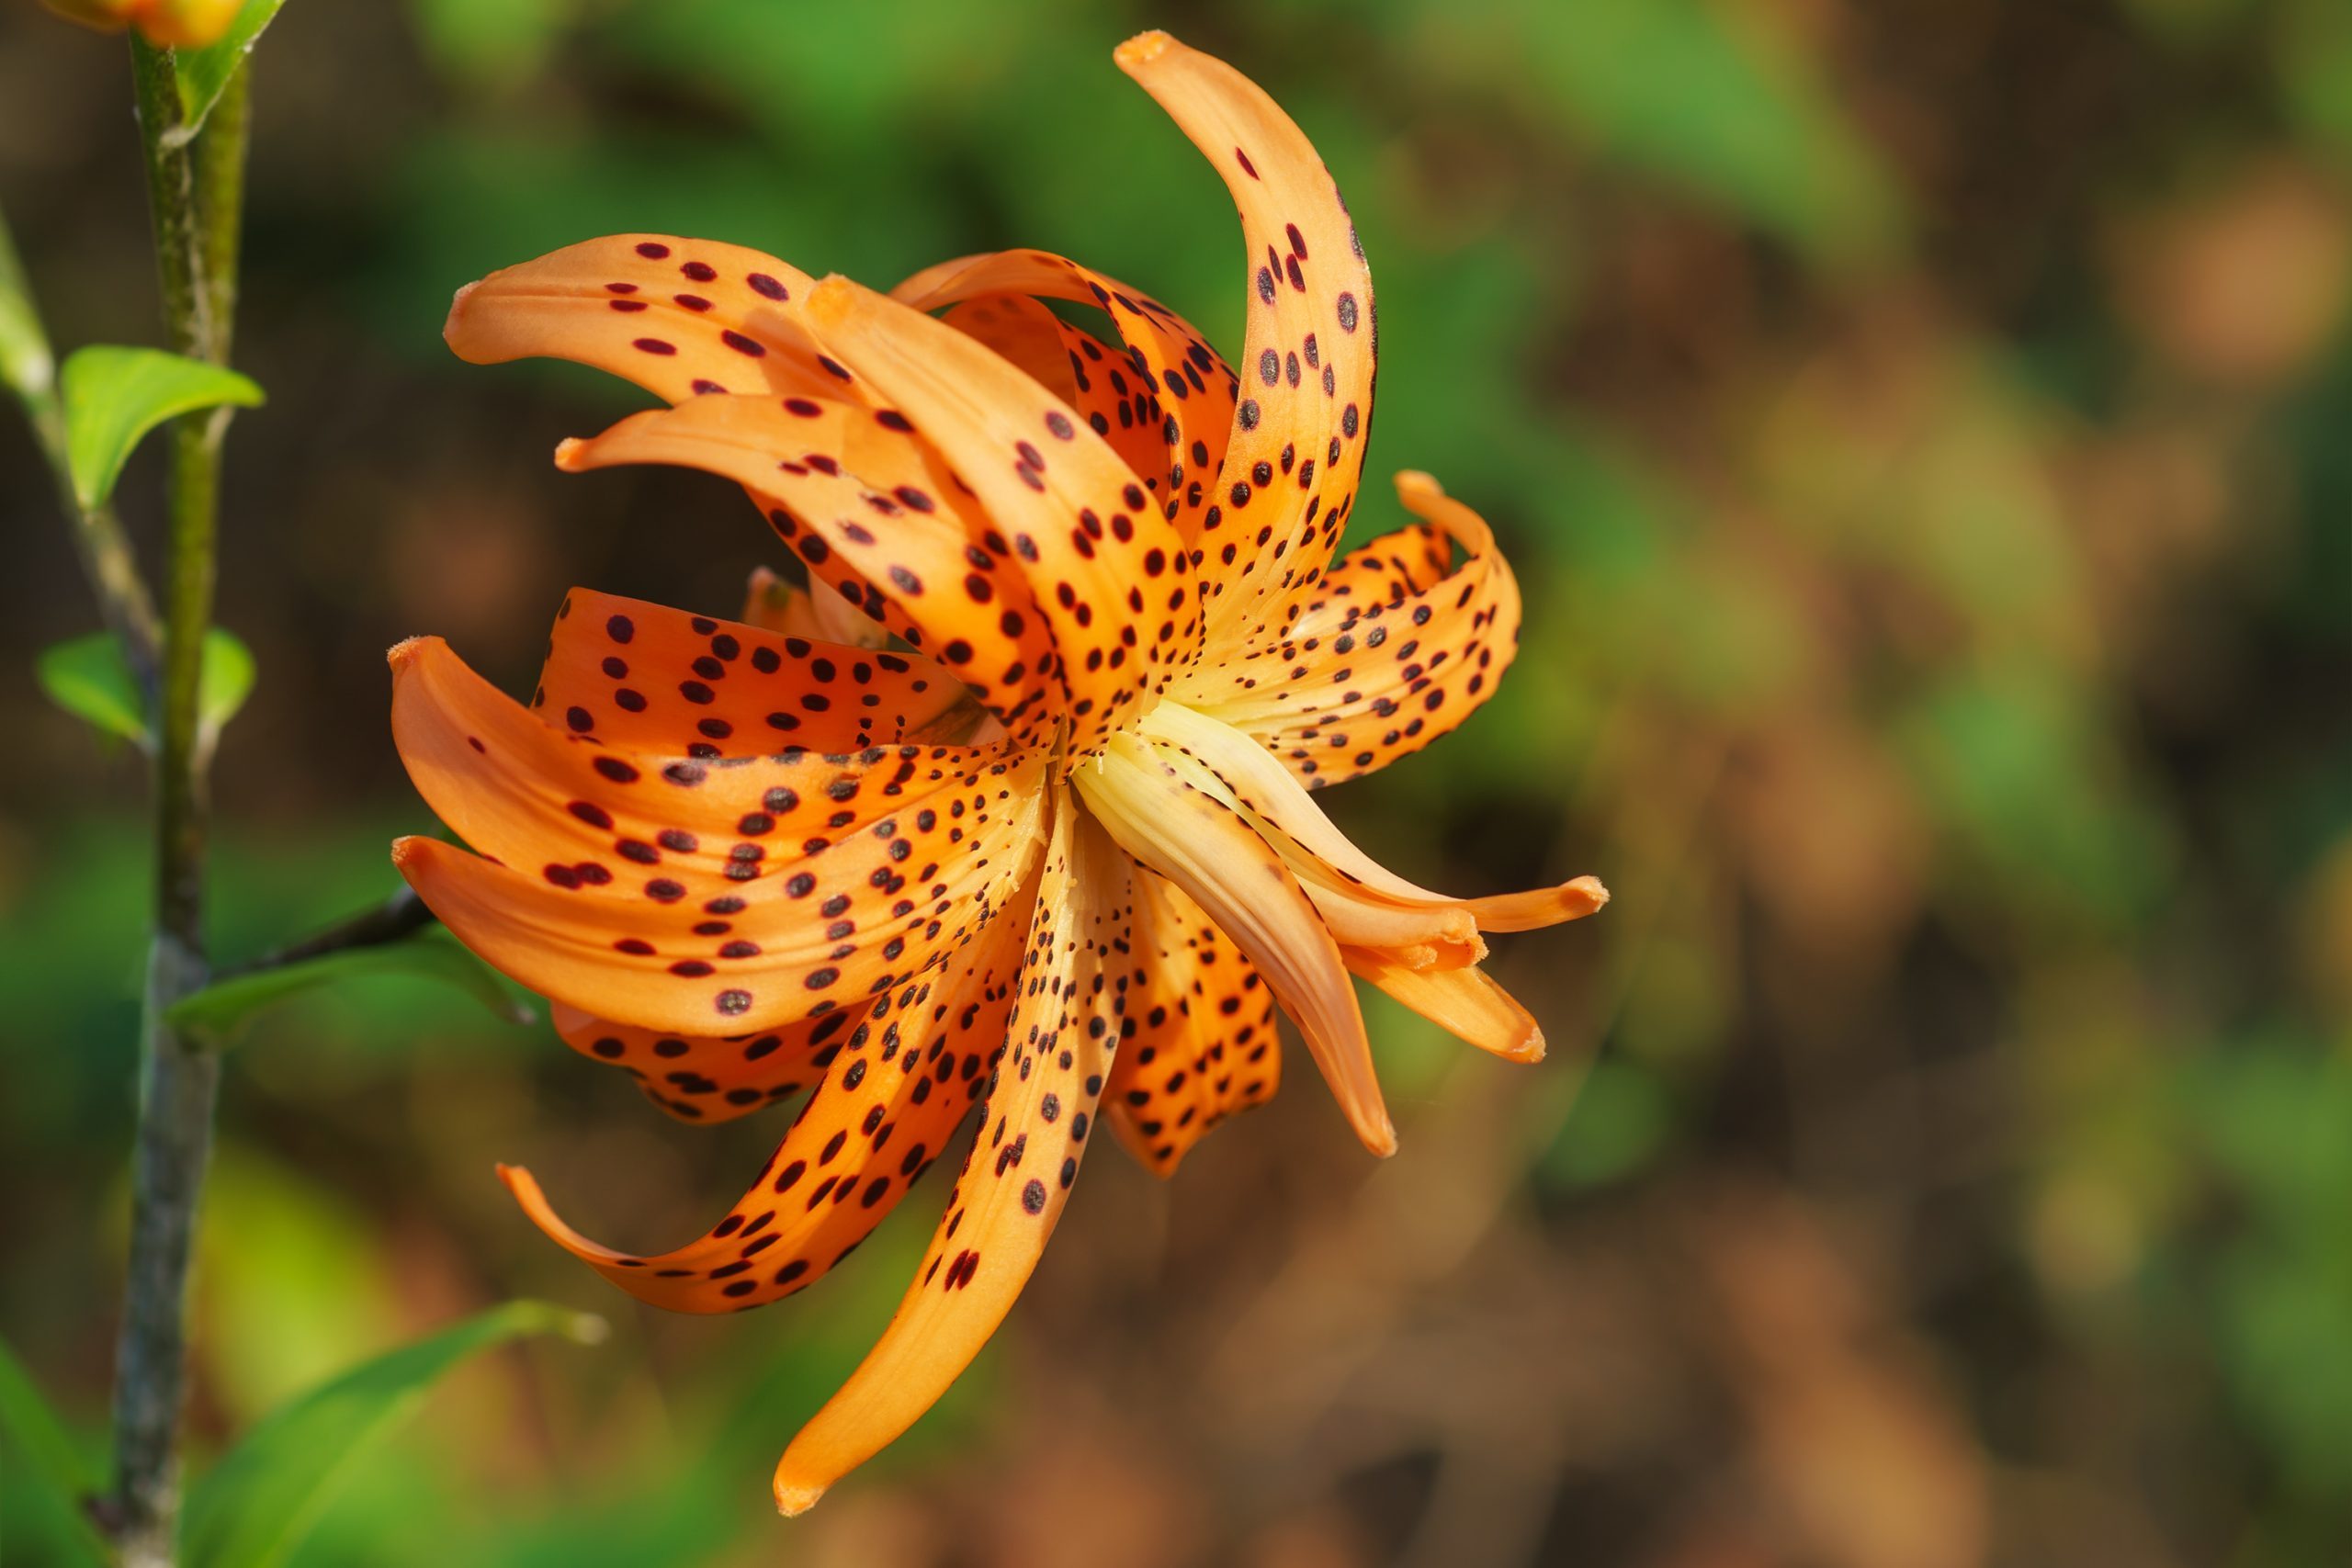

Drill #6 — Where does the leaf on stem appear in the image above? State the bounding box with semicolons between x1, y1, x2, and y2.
180;1301;605;1568
173;0;291;141
59;344;261;511
38;626;256;750
166;925;536;1043
0;1333;111;1567
0;207;52;407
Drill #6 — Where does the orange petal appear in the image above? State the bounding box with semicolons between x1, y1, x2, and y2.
1140;697;1605;934
389;636;1048;1032
1177;472;1526;791
536;587;966;757
935;296;1178;515
549;1000;862;1124
1340;949;1545;1064
445;234;846;406
802;276;1202;758
1115;32;1377;648
741;566;892;650
1283;515;1455;641
934;294;1080;403
1103;868;1280;1176
1075;729;1394;1156
555;394;1064;749
897;249;1237;543
504;893;1032;1313
772;784;1130;1513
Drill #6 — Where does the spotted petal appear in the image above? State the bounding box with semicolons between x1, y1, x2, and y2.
1075;729;1393;1156
389;636;1047;1033
550;1000;859;1123
897;249;1238;541
536;587;965;757
557;394;1065;749
1115;31;1377;647
803;276;1201;759
503;897;1029;1312
445;234;845;405
1177;472;1523;790
1103;868;1280;1176
933;295;1176;513
773;784;1128;1514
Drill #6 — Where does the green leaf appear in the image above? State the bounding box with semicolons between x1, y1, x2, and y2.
182;1301;604;1568
0;205;52;406
199;626;257;740
60;344;263;511
0;1334;110;1567
167;927;535;1043
39;626;260;750
37;631;147;744
174;0;291;141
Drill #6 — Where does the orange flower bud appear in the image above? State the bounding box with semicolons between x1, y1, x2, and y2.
39;0;243;49
130;0;243;48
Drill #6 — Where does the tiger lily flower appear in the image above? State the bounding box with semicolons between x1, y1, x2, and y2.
393;31;1606;1514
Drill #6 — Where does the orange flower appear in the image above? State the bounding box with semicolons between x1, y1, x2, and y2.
396;31;1607;1513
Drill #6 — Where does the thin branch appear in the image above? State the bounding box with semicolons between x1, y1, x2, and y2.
214;887;439;984
0;202;164;695
107;41;251;1568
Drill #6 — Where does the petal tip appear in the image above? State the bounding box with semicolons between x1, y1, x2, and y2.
386;635;433;672
1114;29;1174;70
1567;875;1610;916
773;1477;825;1517
552;435;592;472
442;279;480;349
803;275;862;329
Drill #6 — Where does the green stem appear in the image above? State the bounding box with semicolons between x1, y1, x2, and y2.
0;204;164;696
107;41;251;1568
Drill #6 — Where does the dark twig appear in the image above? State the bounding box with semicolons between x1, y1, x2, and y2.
214;887;439;984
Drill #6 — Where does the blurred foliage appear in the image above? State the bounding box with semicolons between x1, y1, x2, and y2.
2;0;2349;1563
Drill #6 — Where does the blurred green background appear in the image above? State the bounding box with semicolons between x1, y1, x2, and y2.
4;0;2350;1563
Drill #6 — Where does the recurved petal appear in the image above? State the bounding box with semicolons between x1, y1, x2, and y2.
550;1000;861;1123
803;276;1202;758
1178;472;1524;791
773;784;1129;1514
1103;868;1281;1176
1115;31;1377;647
444;235;847;406
897;249;1238;542
556;394;1063;749
1076;729;1394;1156
1140;698;1605;949
537;587;965;757
503;897;1029;1313
1340;949;1546;1064
1283;516;1453;641
389;636;1048;1033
